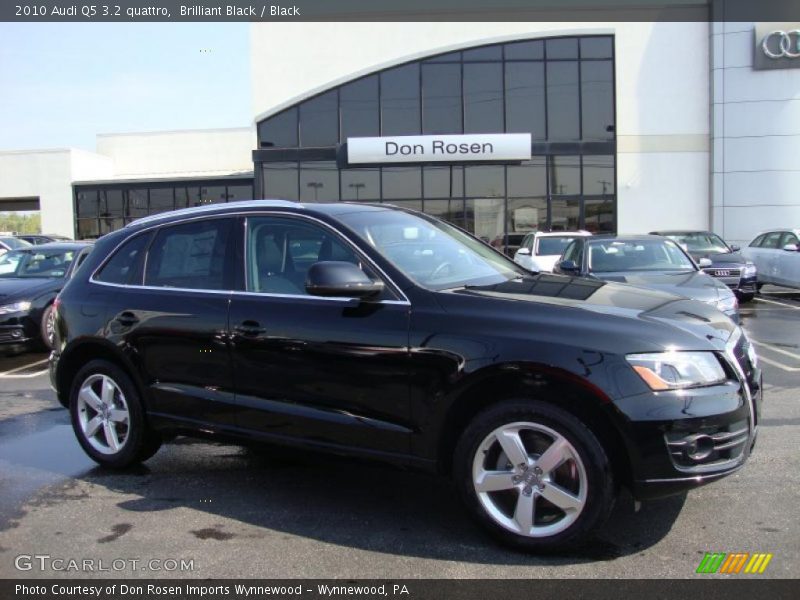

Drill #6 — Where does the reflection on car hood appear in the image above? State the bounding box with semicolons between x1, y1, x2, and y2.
0;277;60;303
589;270;732;303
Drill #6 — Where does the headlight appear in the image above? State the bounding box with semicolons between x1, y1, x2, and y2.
742;263;757;277
626;351;727;390
714;295;738;313
0;301;32;315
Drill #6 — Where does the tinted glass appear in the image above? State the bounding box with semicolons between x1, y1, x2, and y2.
176;187;200;209
422;63;462;134
299;90;338;147
145;219;233;290
382;166;422;200
508;197;547;233
581;60;614;140
587;239;694;273
380;64;421;136
550;156;581;196
95;233;150;284
199;186;227;205
546;38;579;59
226;184;253;202
465;165;505;197
466;198;505;247
99;217;124;235
258;107;298;148
507;159;546;197
424;166;463;198
340;75;379;140
102;190;124;216
149;188;174;214
76;190;98;218
504;39;544;60
300;161;339;202
424;198;465;229
582;155;615;196
580;37;613;59
550;197;581;231
584;199;614;233
341;168;380;200
463;45;502;61
76;219;99;239
126;189;148;218
464;62;504;133
547;62;580;140
505;62;545;138
262;162;299;200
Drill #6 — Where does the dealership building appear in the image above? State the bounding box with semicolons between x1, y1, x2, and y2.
0;17;798;249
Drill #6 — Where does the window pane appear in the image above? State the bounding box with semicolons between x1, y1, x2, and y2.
258;107;298;148
546;37;578;59
99;216;125;236
422;63;462;134
226;184;253;202
550;198;581;231
382;166;422;200
582;155;615;196
581;37;613;59
550;156;581;196
126;189;148;219
425;51;461;62
463;62;504;133
299;90;338;147
340;75;379;140
584;198;615;233
176;187;201;208
145;219;233;290
300;161;339;202
381;64;421;136
423;166;463;198
504;40;543;60
262;162;298;200
463;45;502;61
424;198;465;229
341;168;380;200
101;190;124;216
546;61;580;140
508;197;547;233
76;190;98;218
199;185;227;205
149;188;174;214
466;198;505;249
505;62;545;138
581;60;614;140
76;218;99;239
95;232;150;283
465;165;505;198
507;158;546;197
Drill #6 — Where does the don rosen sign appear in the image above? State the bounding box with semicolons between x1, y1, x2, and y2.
347;134;532;165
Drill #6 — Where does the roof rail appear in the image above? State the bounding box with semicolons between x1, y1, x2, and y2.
124;199;302;228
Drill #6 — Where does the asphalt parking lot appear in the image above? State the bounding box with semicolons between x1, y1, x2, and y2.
0;288;798;579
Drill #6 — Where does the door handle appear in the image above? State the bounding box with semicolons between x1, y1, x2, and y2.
115;311;139;327
234;320;266;336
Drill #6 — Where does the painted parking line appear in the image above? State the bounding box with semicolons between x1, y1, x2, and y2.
0;357;49;378
756;354;800;373
754;297;800;310
750;340;800;361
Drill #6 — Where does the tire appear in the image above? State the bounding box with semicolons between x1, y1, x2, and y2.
737;292;755;303
40;304;56;350
69;359;162;468
453;400;615;552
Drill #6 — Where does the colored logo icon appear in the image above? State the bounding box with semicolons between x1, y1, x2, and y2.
696;552;773;574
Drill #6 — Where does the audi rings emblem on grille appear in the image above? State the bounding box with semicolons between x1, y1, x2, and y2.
762;30;800;59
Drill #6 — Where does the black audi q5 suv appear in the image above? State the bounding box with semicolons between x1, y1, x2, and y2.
50;201;762;551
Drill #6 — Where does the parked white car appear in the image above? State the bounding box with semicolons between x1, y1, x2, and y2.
741;229;800;289
514;231;592;272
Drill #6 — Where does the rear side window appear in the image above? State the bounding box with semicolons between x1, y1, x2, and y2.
94;234;150;285
761;231;783;249
780;232;799;247
145;219;234;290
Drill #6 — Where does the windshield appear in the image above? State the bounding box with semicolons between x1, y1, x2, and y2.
0;249;75;278
0;237;31;250
588;239;695;273
338;209;527;290
536;236;579;256
665;232;729;254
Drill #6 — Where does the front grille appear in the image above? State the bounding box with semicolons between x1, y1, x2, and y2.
665;420;749;472
0;328;25;343
704;267;741;279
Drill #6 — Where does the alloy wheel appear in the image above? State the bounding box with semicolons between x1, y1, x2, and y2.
76;374;130;455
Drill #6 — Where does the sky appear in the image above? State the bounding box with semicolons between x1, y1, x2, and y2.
0;23;251;152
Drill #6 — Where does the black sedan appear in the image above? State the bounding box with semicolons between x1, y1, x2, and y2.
554;235;740;322
16;233;72;245
651;230;758;301
0;242;93;353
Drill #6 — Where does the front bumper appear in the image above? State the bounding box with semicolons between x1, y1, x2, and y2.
0;313;38;350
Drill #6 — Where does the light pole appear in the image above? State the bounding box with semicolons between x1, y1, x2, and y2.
306;181;323;202
349;182;365;201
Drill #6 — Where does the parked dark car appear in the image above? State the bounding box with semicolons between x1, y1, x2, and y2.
50;201;761;551
0;235;31;255
650;230;758;301
0;242;93;352
16;234;72;245
554;235;741;322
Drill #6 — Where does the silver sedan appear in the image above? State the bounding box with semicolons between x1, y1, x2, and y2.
742;229;800;289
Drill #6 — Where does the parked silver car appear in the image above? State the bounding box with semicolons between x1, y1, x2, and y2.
741;229;800;290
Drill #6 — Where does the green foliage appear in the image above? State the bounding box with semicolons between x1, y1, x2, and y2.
0;212;41;234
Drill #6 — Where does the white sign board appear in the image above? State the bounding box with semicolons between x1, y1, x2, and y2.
347;134;532;164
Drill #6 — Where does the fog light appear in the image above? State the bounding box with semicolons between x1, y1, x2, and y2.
11;329;22;339
684;434;714;461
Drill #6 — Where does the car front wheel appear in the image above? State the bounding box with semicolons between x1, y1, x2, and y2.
454;400;614;551
69;360;161;468
40;304;56;350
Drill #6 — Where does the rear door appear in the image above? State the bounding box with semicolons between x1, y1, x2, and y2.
758;231;784;284
776;231;800;287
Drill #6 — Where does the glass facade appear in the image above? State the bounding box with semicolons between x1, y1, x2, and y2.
254;35;615;253
73;177;254;239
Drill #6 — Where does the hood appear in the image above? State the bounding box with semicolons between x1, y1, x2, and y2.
439;274;738;355
688;250;748;266
0;277;61;304
590;270;732;303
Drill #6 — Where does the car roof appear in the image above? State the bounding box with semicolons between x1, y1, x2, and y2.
534;230;592;238
587;234;667;242
650;230;716;236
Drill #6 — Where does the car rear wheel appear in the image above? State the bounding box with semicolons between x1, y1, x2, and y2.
454;400;614;551
737;292;755;303
69;360;161;468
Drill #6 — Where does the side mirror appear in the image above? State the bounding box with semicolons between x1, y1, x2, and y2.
729;244;740;252
783;243;800;252
306;261;384;298
698;257;713;268
516;247;531;256
558;259;580;274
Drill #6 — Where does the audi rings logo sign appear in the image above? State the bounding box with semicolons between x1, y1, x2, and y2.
754;24;800;70
762;30;800;59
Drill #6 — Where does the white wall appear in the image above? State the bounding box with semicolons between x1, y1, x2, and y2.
251;21;711;234
711;22;800;246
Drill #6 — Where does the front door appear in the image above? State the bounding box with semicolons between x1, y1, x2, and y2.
228;214;412;455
